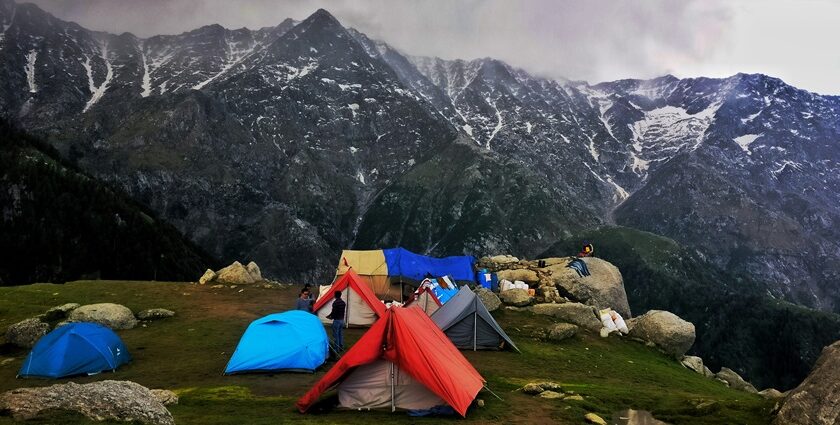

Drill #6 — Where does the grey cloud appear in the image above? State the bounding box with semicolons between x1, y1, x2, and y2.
26;0;839;94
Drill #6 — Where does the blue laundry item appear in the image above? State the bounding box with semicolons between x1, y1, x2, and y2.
476;269;499;291
567;258;591;277
19;322;131;379
225;310;329;374
383;248;476;285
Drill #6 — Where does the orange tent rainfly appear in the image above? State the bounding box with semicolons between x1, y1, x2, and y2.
313;269;386;327
296;306;485;417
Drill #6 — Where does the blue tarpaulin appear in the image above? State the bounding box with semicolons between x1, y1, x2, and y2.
382;248;476;284
19;322;131;379
225;311;328;374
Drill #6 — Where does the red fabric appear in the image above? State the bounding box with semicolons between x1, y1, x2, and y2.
296;307;485;417
312;269;387;318
403;284;442;307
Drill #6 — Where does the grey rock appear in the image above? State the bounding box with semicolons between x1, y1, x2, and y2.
44;303;81;321
5;318;50;348
136;309;175;321
474;287;501;312
715;367;758;394
548;323;578;342
521;383;544;395
758;388;785;400
627;310;695;358
539;390;564;399
545;257;631;318
500;289;532;307
245;262;262;281
775;340;840;424
198;269;216;285
0;380;174;425
215;261;256;285
529;303;602;332
150;389;179;406
681;355;714;378
69;303;138;330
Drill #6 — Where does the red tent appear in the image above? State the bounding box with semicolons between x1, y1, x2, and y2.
296;306;485;417
313;269;387;326
403;283;442;315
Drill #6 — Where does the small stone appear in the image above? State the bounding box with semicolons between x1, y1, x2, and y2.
150;389;179;406
476;399;485;407
522;383;544;395
44;303;81;321
198;269;216;285
536;381;563;392
136;309;175;321
758;388;785;400
584;412;608;425
210;284;224;289
548;323;578;342
539;390;564;399
565;395;584;401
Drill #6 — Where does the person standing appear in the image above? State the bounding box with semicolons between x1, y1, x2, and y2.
295;289;313;312
326;291;346;351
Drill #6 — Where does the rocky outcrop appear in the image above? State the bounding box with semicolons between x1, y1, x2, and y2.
627;310;695;358
136;309;175;321
548;323;578;341
68;303;138;330
542;257;631;318
5;318;50;348
715;368;758;393
500;289;532;307
774;340;840;425
203;261;264;286
758;388;784;400
0;380;174;425
474;287;501;312
477;255;520;270
44;303;81;321
529;303;602;332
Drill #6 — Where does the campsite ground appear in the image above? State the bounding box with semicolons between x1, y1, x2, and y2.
0;281;774;424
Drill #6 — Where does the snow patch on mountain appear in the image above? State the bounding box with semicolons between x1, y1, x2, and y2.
733;134;763;154
24;50;37;93
83;42;114;113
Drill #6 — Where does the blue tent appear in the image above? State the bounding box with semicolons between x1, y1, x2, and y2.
383;248;476;285
225;311;329;374
18;322;131;379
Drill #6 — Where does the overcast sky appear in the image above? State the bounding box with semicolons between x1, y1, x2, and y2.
28;0;840;94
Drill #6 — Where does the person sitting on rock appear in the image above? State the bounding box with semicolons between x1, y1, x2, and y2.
577;241;595;257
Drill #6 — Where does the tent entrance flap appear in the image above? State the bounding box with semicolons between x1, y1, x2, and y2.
337;359;445;411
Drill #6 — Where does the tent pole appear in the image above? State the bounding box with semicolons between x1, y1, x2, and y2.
390;362;396;412
345;288;350;329
473;307;477;351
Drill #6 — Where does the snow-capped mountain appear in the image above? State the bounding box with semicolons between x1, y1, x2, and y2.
1;1;839;311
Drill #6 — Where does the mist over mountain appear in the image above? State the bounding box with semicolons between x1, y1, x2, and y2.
1;1;839;316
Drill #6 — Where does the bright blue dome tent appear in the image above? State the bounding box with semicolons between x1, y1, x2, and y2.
18;322;131;379
224;310;329;374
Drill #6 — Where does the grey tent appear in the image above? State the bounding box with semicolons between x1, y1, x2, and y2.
430;286;519;352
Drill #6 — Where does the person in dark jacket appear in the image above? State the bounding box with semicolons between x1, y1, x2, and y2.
326;291;346;350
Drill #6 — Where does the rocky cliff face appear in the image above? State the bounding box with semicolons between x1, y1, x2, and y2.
1;1;838;310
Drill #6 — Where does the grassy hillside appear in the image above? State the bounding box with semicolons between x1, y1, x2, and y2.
0;121;217;285
0;281;773;424
541;226;840;391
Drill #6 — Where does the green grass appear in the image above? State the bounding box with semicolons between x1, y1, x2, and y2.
0;281;774;424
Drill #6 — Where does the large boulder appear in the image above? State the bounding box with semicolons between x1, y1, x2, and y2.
496;269;539;284
198;269;216;285
477;255;520;270
544;257;631;318
627;310;695;357
774;340;840;425
715;367;758;393
5;318;50;348
136;309;175;321
215;261;257;285
474;287;501;312
528;303;601;332
44;303;81;321
500;289;532;307
68;303;138;330
0;380;174;425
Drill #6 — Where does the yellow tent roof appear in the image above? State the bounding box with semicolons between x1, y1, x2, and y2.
336;249;388;276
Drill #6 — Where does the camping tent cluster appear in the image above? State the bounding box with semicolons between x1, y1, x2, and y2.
15;248;515;419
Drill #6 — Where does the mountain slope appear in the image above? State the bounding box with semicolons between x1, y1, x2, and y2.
541;226;840;390
0;121;216;284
